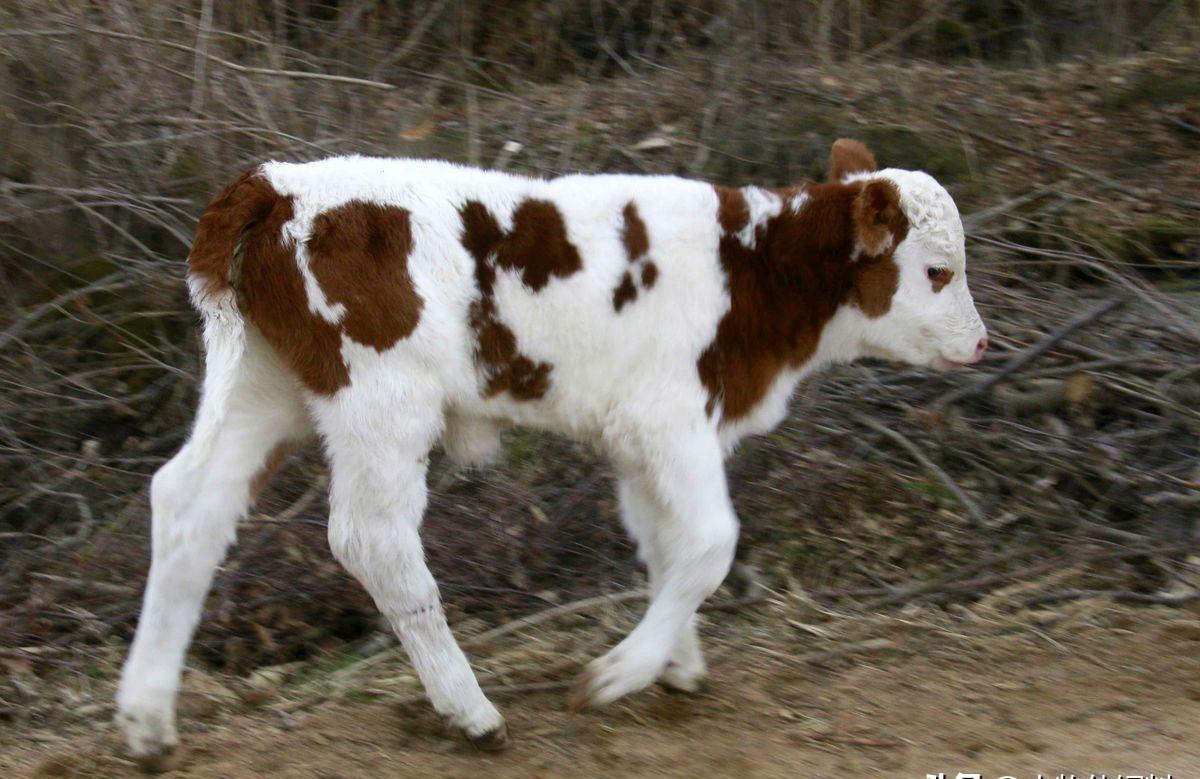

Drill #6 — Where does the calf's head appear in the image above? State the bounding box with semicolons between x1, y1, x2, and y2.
828;139;988;370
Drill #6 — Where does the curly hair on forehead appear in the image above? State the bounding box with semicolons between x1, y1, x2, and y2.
889;172;965;260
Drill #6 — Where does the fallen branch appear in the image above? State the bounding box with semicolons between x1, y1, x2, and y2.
2;28;398;91
463;589;647;649
853;412;986;526
807;733;905;748
939;296;1126;406
962;177;1078;231
799;638;895;666
1021;588;1200;609
29;572;135;596
973;236;1200;344
1166;115;1200;136
939;119;1200;211
857;547;1031;609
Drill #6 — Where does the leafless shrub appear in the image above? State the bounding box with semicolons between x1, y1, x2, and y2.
1;1;1197;671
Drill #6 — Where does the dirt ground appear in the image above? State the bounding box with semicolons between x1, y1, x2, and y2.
4;603;1198;778
3;9;1199;779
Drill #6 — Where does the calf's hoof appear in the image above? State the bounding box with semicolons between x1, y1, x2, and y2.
566;670;595;712
133;745;184;774
463;721;511;752
657;662;707;695
569;646;662;711
116;707;180;773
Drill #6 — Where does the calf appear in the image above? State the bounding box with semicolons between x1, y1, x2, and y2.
117;139;986;766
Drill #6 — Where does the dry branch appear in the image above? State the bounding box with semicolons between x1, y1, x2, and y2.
798;638;895;666
1022;588;1200;608
853;412;986;526
940;296;1126;406
1;4;1196;686
0;28;398;90
462;590;647;649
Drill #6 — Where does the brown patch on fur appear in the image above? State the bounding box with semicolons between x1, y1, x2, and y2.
189;172;427;396
613;271;638;312
641;261;658;289
307;200;422;350
459;200;506;268
715;187;750;233
459;200;557;400
853;180;907;256
851;180;907;317
621;202;650;259
475;317;552;400
699;176;907;421
611;201;657;312
853;254;901;318
826;138;878;182
772;186;803;203
233;191;353;395
188;167;281;300
492;199;582;291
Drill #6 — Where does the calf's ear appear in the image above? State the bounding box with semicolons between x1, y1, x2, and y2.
852;179;906;257
826;138;877;182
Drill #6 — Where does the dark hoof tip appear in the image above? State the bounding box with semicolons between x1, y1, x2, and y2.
134;745;183;773
566;669;596;712
465;722;511;752
657;676;708;696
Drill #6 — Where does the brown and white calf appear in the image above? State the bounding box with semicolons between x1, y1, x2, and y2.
117;139;986;764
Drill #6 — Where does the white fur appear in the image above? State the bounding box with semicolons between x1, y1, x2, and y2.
118;156;985;759
736;186;783;247
182;280;246;468
850;168;987;366
118;327;311;760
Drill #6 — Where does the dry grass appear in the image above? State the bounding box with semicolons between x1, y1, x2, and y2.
1;0;1198;716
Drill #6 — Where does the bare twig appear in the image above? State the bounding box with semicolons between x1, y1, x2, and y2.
864;0;953;58
799;638;895;666
369;0;453;79
853;412;986;527
462;589;647;649
1;28;399;91
189;0;215;114
939;296;1126;406
29;572;135;596
939;119;1200;211
1022;588;1200;608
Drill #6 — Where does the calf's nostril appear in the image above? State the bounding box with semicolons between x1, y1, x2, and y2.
974;337;989;358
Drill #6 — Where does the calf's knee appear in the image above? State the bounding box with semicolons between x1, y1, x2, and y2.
681;519;739;594
149;454;190;521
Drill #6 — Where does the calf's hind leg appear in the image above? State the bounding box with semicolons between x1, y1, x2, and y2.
315;385;507;748
117;332;310;769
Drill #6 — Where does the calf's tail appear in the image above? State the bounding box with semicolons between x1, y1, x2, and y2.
183;167;280;467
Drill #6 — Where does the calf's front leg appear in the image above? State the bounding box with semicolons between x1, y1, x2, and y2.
573;427;738;707
616;476;708;693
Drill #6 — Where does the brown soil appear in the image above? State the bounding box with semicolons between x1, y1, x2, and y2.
5;605;1198;778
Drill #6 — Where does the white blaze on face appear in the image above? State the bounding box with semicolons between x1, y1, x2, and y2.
859;169;988;369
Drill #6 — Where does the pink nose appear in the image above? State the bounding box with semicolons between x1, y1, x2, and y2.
972;336;988;362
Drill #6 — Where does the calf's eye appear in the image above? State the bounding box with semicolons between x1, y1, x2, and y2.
926;266;951;282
